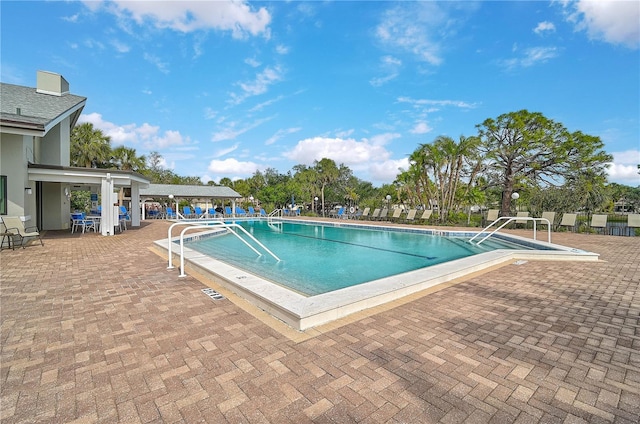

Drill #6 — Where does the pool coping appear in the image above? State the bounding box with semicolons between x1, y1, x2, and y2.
154;219;599;331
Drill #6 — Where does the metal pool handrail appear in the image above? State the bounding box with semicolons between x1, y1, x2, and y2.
166;221;280;275
469;216;552;246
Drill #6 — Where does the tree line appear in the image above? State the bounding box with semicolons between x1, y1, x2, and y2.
71;110;639;225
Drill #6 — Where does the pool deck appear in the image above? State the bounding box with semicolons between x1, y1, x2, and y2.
1;220;639;423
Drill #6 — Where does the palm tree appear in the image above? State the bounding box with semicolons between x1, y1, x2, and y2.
111;146;146;172
71;122;111;168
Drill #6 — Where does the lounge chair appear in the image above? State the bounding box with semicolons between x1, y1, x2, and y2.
1;216;44;248
404;209;417;223
194;206;205;218
182;206;196;218
260;208;268;217
485;209;499;225
248;206;257;217
370;208;381;220
224;206;233;217
207;208;222;218
559;213;577;232
390;208;403;221
378;208;389;221
590;214;607;234
235;207;247;217
165;207;177;219
515;211;530;228
623;213;640;236
359;207;370;220
540;211;556;230
419;209;432;222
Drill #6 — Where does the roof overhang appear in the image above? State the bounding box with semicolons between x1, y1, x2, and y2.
28;164;150;188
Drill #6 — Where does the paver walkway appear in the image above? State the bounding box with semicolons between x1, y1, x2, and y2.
1;221;638;423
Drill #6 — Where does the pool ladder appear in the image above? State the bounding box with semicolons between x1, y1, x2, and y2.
469;216;552;246
166;221;281;277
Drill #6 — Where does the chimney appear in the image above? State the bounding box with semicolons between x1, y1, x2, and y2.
36;70;69;96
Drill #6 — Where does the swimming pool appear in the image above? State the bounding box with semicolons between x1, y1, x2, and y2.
155;218;599;331
181;220;528;296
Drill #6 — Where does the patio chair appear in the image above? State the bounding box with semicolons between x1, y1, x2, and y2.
194;206;205;218
559;213;577;232
71;212;97;234
224;206;233;217
1;216;44;248
119;206;130;230
182;206;196;218
165;207;177;219
207;208;222;219
590;214;608;234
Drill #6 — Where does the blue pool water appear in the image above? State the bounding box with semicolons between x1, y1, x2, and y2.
183;220;527;296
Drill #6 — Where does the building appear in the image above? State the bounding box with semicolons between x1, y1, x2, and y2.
1;70;150;238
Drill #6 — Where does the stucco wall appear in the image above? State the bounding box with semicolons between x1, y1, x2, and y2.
0;133;29;217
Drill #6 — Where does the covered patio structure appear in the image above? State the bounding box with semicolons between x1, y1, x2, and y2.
27;163;150;235
139;184;243;219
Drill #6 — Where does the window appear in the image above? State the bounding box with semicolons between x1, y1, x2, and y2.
0;176;6;215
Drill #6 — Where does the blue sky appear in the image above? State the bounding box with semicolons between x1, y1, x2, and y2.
2;1;639;186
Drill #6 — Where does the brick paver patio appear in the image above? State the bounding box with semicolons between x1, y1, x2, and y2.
1;220;638;423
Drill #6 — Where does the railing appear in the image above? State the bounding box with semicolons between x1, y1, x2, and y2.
469;217;551;246
268;209;282;222
165;221;280;277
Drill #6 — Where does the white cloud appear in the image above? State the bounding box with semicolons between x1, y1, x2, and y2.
143;52;169;74
499;46;559;70
607;149;640;185
564;0;639;49
207;158;261;177
265;127;302;146
370;55;402;87
79;112;189;150
245;57;261;67
534;21;556;35
111;39;130;53
228;65;285;105
397;97;477;109
211;116;273;142
89;0;272;39
410;122;432;134
369;158;411;184
275;44;289;55
284;136;391;164
213;144;240;158
283;134;406;185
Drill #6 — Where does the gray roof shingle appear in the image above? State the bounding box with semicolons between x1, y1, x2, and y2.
140;184;242;199
1;82;86;132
